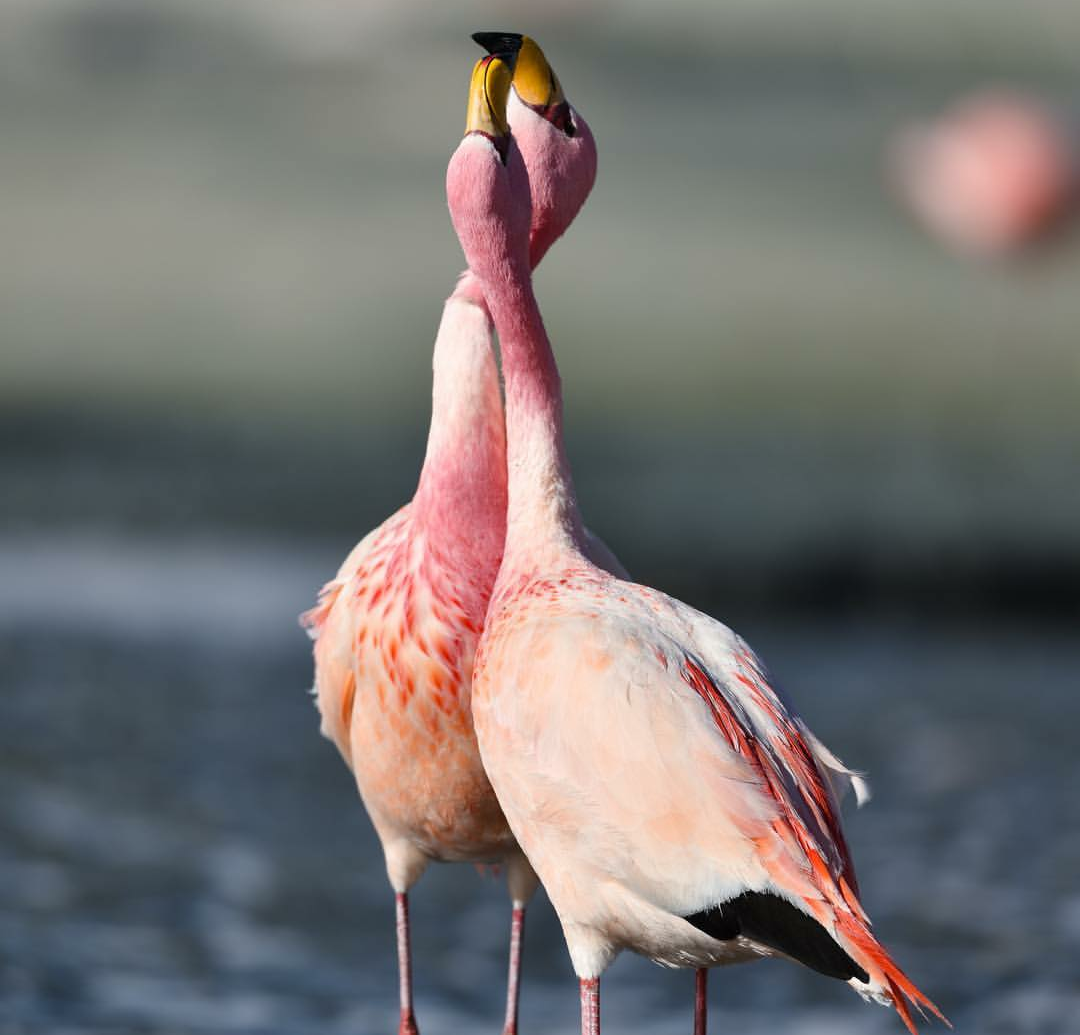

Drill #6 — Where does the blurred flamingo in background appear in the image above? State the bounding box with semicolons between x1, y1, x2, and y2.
301;35;610;1035
448;56;947;1035
890;89;1078;257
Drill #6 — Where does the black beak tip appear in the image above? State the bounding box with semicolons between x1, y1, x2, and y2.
471;31;524;62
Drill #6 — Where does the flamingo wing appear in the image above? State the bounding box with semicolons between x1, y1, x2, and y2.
300;505;414;764
665;594;945;1032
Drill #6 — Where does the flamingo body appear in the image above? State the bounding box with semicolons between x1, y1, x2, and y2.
307;506;517;872
474;566;896;985
473;558;945;1031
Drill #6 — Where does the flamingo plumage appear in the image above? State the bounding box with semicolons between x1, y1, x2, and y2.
301;36;612;1035
890;89;1078;257
446;56;947;1035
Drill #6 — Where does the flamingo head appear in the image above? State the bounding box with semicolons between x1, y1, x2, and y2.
473;32;597;268
447;55;532;286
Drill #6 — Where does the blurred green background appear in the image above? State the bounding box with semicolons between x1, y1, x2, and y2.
4;0;1079;608
2;2;1079;1033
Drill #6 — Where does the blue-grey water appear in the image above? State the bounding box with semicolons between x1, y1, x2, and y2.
2;525;1078;1034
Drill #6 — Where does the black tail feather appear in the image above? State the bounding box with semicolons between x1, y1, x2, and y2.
685;891;869;983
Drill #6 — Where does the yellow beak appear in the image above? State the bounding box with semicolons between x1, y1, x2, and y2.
465;55;513;152
471;32;566;110
512;35;565;109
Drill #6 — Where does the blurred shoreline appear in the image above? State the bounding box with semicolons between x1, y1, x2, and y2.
4;405;1077;624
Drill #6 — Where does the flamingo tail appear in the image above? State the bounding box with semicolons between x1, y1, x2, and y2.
838;916;949;1034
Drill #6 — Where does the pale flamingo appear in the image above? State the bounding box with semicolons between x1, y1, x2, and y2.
301;40;612;1035
447;57;947;1035
890;89;1078;257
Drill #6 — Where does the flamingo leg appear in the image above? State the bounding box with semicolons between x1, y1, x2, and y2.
502;906;526;1035
694;968;707;1035
579;977;600;1035
395;892;419;1035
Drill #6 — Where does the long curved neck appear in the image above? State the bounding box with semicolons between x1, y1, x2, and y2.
481;253;586;569
414;273;507;559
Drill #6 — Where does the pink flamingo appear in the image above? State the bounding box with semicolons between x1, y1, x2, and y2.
302;39;612;1035
447;56;947;1035
890;89;1078;257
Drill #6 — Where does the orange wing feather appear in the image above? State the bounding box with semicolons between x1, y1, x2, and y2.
682;652;947;1033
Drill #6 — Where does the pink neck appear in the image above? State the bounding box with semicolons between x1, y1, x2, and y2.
413;272;507;561
481;250;586;567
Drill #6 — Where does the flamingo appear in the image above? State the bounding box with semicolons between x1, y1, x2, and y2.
301;37;614;1035
889;89;1078;257
447;56;947;1035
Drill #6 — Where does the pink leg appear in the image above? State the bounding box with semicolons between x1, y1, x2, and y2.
395;892;419;1035
502;906;526;1035
694;968;707;1035
579;977;600;1035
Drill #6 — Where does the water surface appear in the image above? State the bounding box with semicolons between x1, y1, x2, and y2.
2;536;1076;1034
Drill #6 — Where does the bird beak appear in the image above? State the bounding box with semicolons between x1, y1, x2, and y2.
510;35;566;110
471;31;524;67
465;55;513;162
472;32;572;133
